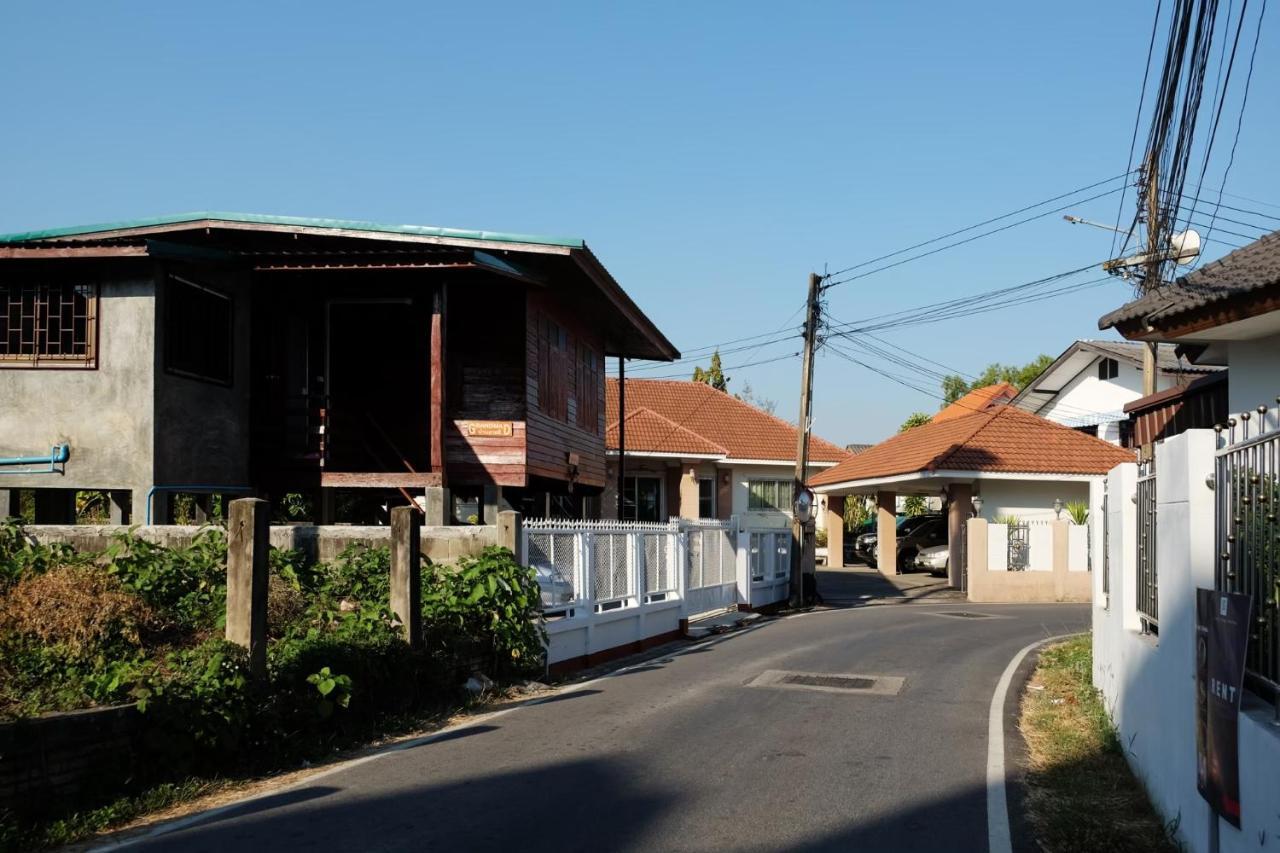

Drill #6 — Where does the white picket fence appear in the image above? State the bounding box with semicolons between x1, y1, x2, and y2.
524;517;788;666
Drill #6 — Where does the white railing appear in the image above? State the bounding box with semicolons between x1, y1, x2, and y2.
523;516;789;665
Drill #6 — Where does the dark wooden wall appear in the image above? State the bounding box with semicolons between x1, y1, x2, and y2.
525;288;607;488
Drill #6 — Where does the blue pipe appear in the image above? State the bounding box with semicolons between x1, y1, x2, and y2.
146;485;255;525
0;444;70;475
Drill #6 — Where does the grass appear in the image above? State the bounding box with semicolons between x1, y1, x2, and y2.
1019;635;1180;853
0;779;233;852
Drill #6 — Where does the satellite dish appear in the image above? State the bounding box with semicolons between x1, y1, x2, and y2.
1170;229;1201;266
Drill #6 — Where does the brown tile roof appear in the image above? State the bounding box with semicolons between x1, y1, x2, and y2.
809;405;1135;487
931;383;1019;423
604;407;727;457
1098;229;1280;330
605;378;848;463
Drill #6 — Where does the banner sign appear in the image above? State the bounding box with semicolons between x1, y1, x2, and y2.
462;421;514;438
1195;588;1252;827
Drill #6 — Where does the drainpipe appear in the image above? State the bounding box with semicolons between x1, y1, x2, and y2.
0;444;70;475
145;485;255;525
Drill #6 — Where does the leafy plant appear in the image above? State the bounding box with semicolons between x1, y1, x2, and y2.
306;666;353;717
994;513;1022;526
0;518;84;591
1065;500;1089;525
101;528;228;633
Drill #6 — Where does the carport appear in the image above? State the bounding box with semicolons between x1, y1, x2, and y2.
809;406;1133;589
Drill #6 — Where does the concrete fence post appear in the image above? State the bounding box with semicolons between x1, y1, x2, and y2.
390;506;422;648
226;498;269;676
498;510;524;564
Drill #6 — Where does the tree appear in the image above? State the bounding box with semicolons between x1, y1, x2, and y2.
843;495;873;530
899;412;932;432
692;350;729;392
940;353;1054;404
736;381;777;415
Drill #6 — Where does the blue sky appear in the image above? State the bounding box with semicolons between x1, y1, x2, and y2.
4;2;1277;442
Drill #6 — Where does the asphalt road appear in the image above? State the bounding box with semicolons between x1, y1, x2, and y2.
116;602;1087;853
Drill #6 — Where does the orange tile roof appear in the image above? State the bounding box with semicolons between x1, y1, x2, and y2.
809;405;1135;487
604;407;727;457
931;383;1019;423
606;378;848;463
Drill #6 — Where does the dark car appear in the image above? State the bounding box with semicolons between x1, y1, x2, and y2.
854;514;945;571
842;518;877;564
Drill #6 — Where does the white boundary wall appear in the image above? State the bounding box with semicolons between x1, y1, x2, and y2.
1091;430;1280;852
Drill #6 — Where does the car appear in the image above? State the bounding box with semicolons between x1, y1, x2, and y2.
532;562;575;612
856;514;946;571
842;518;877;564
914;543;949;576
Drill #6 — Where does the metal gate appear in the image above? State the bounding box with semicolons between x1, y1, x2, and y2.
683;520;739;617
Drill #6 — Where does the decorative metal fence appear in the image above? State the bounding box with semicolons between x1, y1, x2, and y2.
1214;410;1280;703
683;519;738;616
524;519;681;619
748;531;791;584
1136;458;1159;632
1102;484;1110;603
1007;523;1030;571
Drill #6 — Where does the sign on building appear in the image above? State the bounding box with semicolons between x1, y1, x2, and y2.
1195;588;1252;827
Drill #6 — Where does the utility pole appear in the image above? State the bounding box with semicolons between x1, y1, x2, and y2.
789;272;821;607
617;356;626;519
1140;156;1161;460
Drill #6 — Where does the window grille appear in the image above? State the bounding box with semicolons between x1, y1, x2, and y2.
1136;459;1159;632
0;281;97;367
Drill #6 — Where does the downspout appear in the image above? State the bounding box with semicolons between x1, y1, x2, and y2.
617;357;626;520
0;444;70;475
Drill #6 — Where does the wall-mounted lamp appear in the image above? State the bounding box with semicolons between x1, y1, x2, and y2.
971;495;983;517
1053;498;1063;519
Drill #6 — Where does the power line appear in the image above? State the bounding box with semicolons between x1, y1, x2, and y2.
1113;0;1166;258
822;186;1127;291
635;351;800;380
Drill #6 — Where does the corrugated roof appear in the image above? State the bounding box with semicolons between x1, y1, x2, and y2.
809;405;1135;488
1081;340;1219;372
931;383;1018;423
606;379;848;463
1098;229;1280;330
0;211;585;249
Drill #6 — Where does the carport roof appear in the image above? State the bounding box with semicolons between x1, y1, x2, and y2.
808;405;1135;490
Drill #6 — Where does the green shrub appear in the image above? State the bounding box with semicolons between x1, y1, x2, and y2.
0;518;83;591
422;546;546;674
1065;500;1089;525
101;528;228;634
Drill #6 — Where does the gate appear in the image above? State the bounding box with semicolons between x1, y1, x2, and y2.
682;519;739;617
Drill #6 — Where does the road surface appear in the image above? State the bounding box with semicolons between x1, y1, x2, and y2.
115;601;1087;852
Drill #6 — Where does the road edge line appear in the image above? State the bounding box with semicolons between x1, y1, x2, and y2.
986;632;1079;853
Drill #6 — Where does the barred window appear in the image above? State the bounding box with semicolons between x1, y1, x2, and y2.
166;275;233;384
0;281;98;367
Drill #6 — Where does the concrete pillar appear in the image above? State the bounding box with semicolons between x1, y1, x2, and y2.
0;489;14;520
875;490;897;575
678;465;699;520
107;491;131;525
826;495;846;568
390;506;422;648
423;485;450;527
226;498;269;676
482;484;513;525
664;466;682;519
947;483;972;590
193;494;213;524
966;518;989;601
1051;520;1070;600
319;488;337;524
498;510;524;564
33;489;76;524
134;488;170;525
716;468;733;521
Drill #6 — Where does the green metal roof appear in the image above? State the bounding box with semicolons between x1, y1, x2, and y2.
0;211;586;249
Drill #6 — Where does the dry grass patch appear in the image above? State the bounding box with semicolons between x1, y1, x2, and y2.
1020;635;1179;853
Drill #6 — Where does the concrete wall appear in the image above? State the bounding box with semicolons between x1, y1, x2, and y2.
0;273;156;492
972;478;1091;523
964;518;1091;602
19;523;497;566
1092;430;1280;853
1226;334;1280;426
151;265;253;487
731;464;794;530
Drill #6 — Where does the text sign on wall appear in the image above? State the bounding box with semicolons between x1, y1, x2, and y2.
463;421;514;438
1195;588;1252;827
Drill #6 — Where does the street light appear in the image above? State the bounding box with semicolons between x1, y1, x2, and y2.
1053;498;1063;519
971;495;983;517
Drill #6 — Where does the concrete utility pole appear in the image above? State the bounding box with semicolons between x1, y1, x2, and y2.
1142;154;1161;401
789;272;821;607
